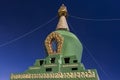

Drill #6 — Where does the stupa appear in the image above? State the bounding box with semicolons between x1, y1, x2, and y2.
10;4;100;80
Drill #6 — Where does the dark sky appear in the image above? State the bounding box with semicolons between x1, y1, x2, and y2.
0;0;120;80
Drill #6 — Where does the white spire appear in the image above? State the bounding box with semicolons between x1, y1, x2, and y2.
56;4;69;31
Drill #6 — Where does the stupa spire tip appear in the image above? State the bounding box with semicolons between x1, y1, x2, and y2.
58;4;68;17
56;4;69;31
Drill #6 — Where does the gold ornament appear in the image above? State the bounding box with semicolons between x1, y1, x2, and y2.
45;32;64;55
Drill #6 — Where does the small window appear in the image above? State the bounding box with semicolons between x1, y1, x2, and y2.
39;60;44;66
64;57;70;64
73;60;77;63
51;38;58;53
46;68;52;72
50;58;55;63
72;68;78;71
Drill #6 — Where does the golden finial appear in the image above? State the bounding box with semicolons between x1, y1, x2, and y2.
58;4;68;17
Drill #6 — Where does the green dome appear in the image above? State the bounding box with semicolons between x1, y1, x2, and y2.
55;30;83;62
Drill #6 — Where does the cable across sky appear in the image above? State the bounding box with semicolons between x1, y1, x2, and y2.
70;15;120;21
1;14;120;48
0;16;57;48
68;21;112;80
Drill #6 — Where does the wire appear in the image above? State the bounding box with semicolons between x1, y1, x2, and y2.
70;15;120;21
83;44;111;80
68;21;111;80
0;16;57;47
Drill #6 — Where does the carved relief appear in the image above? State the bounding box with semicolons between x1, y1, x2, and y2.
45;32;64;54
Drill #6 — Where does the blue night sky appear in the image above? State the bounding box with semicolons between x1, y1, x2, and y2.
0;0;120;80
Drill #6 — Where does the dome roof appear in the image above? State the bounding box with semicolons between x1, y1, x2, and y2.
55;30;83;62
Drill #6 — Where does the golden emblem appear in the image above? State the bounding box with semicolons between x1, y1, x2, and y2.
45;32;64;54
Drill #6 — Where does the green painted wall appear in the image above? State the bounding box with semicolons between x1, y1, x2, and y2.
55;30;83;62
10;54;99;80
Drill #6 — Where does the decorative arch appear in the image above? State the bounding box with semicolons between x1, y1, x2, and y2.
45;32;64;54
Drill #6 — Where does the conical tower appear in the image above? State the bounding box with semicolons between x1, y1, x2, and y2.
10;4;100;80
56;4;69;31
